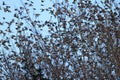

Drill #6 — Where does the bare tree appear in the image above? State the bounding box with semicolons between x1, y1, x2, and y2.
0;0;120;80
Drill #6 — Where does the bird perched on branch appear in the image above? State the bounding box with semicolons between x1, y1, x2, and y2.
55;8;61;16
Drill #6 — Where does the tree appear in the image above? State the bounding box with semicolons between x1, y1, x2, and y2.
0;0;120;80
42;0;120;79
0;0;49;79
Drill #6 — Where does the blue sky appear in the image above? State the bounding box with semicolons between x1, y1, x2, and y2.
0;0;120;55
0;0;59;56
0;0;120;36
0;0;54;36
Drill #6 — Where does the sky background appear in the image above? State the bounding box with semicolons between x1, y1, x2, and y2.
0;0;120;55
0;0;120;34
